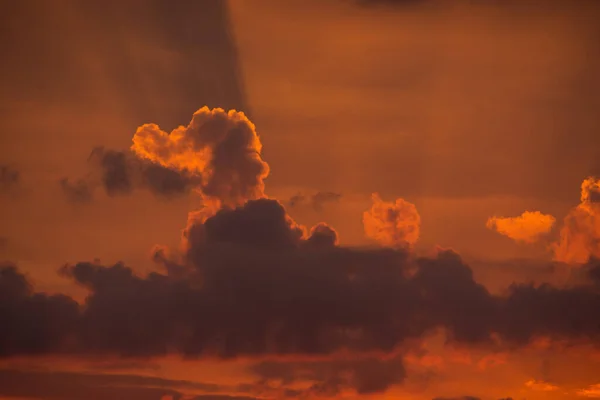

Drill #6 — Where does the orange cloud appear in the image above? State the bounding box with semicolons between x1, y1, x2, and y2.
525;379;559;391
486;211;555;243
131;106;269;209
553;177;600;264
363;193;420;248
577;383;600;398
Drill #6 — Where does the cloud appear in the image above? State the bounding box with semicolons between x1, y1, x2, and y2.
486;211;556;243
2;200;600;362
250;356;406;396
62;107;268;209
0;164;20;193
287;191;342;211
553;177;600;264
363;193;420;248
61;147;200;203
0;368;250;400
577;383;600;398
0;263;79;357
9;108;600;396
524;379;559;391
131;106;268;208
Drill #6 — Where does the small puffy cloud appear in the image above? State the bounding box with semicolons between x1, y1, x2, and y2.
486;211;555;243
363;193;420;248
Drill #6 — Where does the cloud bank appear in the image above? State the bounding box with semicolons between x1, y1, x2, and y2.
7;107;600;398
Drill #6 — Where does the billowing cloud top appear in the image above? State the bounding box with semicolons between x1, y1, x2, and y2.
554;177;600;264
132;106;269;208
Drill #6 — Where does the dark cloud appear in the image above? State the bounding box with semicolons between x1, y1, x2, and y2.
0;164;19;192
0;368;240;400
305;223;339;249
287;191;342;211
61;147;200;203
2;198;600;366
0;263;79;357
2;197;600;396
588;259;600;283
251;357;406;396
62;106;268;206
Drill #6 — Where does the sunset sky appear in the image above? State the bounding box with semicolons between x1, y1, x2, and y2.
1;0;600;399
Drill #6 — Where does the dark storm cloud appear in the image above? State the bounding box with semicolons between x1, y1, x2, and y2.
287;191;342;211
0;263;79;357
60;146;200;202
0;368;253;400
2;198;600;362
250;357;406;396
0;164;19;192
588;259;600;283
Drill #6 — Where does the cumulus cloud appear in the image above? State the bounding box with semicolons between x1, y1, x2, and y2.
60;147;200;202
131;106;268;208
14;108;600;397
486;211;556;243
3;203;600;361
62;107;267;205
553;177;600;264
363;193;420;247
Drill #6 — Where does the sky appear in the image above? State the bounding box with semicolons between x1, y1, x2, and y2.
1;0;600;399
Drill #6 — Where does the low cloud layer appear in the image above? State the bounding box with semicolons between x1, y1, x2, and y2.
0;368;232;400
486;211;556;243
8;108;600;397
61;107;267;207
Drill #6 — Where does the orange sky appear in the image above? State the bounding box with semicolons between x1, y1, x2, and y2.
1;0;600;399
